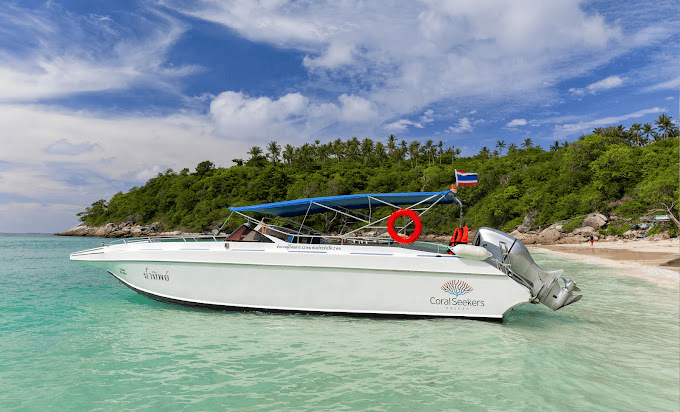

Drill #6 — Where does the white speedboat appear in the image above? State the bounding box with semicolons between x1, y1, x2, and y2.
71;189;581;320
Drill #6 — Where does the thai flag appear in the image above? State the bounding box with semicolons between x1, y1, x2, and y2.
455;170;478;186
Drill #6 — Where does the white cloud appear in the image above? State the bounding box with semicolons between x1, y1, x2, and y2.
644;75;680;92
506;119;528;127
338;94;378;122
165;0;626;118
553;107;666;138
209;91;378;140
384;109;435;132
446;118;473;133
210;91;309;138
420;110;435;124
0;103;241;231
0;5;197;102
303;42;354;69
569;75;625;96
384;119;424;132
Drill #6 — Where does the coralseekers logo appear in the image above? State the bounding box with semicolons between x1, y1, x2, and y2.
431;280;485;308
441;280;473;297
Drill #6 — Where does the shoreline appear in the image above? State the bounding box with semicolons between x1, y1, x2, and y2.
529;238;680;289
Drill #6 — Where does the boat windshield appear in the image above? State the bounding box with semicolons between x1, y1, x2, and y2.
225;224;273;243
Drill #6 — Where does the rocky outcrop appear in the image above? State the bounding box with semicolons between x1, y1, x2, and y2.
582;213;608;229
56;221;182;238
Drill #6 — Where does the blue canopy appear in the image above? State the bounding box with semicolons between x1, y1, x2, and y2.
229;190;456;217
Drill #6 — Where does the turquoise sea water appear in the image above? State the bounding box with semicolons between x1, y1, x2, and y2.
1;234;678;411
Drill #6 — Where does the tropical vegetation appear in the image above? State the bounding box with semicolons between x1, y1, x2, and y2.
77;114;679;236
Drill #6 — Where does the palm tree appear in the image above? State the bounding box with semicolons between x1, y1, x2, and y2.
437;140;444;165
313;139;321;161
408;141;420;168
247;146;263;160
521;138;533;149
629;123;642;146
347;137;360;161
266;141;281;164
374;142;386;165
399;140;408;165
655;114;673;140
478;146;490;158
361;138;374;165
496;140;506;156
387;135;397;160
317;143;329;164
282;144;295;167
448;145;456;164
642;123;654;145
550;141;560;152
332;138;345;162
424;139;434;166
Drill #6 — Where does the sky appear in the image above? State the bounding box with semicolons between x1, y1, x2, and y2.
0;0;678;233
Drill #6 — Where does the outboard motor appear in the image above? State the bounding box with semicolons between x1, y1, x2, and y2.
474;227;582;311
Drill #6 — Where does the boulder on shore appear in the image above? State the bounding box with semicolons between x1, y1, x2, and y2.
582;213;608;229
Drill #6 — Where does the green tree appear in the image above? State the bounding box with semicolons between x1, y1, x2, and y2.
655;114;674;140
266;141;281;164
247;146;263;160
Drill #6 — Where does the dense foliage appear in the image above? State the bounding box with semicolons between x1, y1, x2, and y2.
78;116;679;236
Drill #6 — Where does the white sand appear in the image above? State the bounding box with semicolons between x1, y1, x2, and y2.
529;238;680;289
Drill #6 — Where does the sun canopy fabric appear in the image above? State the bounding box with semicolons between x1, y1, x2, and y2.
229;190;456;217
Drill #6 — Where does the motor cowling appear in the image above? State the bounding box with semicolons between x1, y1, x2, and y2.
474;227;582;311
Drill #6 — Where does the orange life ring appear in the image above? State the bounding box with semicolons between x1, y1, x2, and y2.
387;209;422;244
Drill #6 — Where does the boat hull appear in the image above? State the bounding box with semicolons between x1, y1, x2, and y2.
72;240;531;319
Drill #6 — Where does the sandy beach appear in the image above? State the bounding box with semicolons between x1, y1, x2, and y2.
530;238;680;289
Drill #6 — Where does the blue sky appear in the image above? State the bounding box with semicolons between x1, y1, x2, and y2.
0;0;678;233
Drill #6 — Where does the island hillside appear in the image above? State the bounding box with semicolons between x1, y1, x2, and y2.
64;121;679;242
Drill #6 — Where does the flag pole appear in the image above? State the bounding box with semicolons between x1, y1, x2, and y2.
450;184;463;228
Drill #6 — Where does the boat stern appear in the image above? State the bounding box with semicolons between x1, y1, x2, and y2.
474;227;582;311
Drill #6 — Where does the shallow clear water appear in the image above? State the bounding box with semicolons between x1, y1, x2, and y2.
1;234;678;411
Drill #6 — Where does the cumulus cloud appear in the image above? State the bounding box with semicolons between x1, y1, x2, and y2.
506;119;528;127
210;91;309;138
164;0;627;118
383;109;435;132
209;91;378;140
447;118;473;133
303;42;354;69
569;75;625;96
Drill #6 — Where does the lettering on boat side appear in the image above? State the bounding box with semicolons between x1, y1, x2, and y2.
143;267;170;281
119;268;126;276
429;297;485;307
276;244;342;251
430;280;485;308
